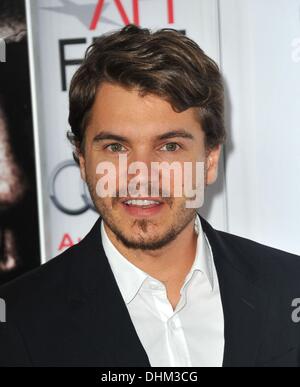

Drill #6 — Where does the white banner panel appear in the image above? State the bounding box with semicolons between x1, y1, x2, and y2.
27;0;227;261
219;0;300;254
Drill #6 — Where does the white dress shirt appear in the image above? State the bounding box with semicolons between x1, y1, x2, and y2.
101;214;224;367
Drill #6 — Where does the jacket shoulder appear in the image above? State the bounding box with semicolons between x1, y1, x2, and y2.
216;229;300;284
0;243;80;320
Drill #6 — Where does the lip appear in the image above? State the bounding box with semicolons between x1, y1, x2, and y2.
120;197;164;204
120;197;165;217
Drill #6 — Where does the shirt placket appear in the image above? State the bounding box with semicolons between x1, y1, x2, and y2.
148;278;192;367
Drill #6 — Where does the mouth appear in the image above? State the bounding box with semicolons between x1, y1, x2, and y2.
120;197;165;217
0;227;17;272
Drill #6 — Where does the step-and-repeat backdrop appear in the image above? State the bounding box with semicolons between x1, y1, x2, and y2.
0;0;299;284
27;0;227;262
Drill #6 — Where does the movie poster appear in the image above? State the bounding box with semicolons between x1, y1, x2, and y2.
0;0;40;285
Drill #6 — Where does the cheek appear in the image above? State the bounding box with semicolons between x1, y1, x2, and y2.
169;161;203;193
0;139;25;204
84;155;100;181
100;197;114;210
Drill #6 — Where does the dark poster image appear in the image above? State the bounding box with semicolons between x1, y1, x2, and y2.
0;0;40;286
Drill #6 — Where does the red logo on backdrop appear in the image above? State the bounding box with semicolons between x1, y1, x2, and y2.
58;233;82;251
57;0;178;91
43;0;175;31
90;0;174;29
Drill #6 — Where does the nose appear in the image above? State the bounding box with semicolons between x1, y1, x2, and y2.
129;145;156;167
0;109;25;207
125;146;162;196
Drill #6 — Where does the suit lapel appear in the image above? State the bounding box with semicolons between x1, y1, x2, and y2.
67;217;151;366
200;215;269;367
67;214;268;367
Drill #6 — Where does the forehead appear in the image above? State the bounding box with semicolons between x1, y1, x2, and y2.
88;82;202;138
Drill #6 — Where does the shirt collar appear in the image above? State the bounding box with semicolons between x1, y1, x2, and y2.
101;213;215;305
188;213;214;291
101;220;148;304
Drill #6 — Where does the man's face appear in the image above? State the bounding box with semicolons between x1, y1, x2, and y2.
79;82;221;250
0;105;25;270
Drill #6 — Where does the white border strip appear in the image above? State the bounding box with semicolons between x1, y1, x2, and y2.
216;0;229;232
25;0;47;264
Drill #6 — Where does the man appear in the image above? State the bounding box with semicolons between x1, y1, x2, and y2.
0;24;300;367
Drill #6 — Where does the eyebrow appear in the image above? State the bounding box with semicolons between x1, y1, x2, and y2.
157;130;195;141
92;129;195;143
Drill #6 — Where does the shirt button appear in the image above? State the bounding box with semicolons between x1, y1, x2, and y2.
169;319;178;329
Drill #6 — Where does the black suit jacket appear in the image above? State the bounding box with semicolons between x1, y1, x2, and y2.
0;215;300;367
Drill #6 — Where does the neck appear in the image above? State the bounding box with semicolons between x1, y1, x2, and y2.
104;215;198;286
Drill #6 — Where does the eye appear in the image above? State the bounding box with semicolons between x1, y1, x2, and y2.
160;143;181;152
105;143;127;153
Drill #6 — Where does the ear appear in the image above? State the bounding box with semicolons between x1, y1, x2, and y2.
78;153;86;182
206;144;222;185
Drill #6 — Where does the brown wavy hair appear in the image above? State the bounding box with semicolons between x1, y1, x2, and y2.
68;24;226;164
